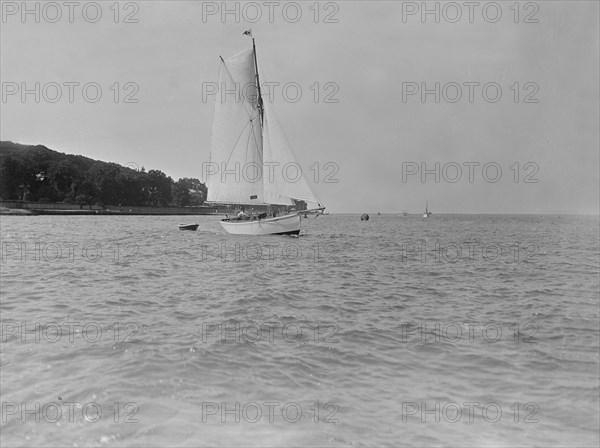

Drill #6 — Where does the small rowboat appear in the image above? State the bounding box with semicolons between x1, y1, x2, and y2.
179;223;199;231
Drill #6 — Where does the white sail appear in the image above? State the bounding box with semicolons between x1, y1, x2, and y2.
207;40;324;217
207;49;263;204
262;102;321;209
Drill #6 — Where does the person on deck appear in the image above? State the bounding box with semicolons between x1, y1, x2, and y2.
237;208;248;220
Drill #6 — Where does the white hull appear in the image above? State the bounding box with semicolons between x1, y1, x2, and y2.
220;213;301;235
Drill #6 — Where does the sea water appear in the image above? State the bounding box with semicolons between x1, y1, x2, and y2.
1;214;598;447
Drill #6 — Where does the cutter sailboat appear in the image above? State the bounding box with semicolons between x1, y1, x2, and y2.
205;33;324;235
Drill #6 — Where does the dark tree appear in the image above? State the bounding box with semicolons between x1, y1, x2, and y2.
0;141;206;208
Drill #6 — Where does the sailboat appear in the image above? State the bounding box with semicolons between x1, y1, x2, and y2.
205;33;325;235
423;202;432;218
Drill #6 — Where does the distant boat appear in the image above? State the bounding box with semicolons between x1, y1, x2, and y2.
400;209;409;216
361;214;369;221
205;33;325;235
423;202;432;218
179;223;199;231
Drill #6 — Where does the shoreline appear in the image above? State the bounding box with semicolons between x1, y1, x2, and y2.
0;201;224;216
0;209;223;216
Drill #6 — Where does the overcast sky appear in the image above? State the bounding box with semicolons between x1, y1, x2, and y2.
1;1;598;214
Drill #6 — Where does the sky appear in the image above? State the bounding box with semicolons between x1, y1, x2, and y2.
1;0;598;214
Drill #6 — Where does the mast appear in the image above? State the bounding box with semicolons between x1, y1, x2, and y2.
252;38;264;126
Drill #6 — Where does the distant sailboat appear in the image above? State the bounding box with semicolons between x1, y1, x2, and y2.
423;202;432;218
205;33;325;235
400;209;409;216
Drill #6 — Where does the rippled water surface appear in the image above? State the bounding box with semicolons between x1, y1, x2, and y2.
1;214;599;447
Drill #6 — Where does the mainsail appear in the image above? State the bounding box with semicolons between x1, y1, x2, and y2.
207;41;322;210
207;49;263;204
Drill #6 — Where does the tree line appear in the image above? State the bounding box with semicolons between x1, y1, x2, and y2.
0;141;207;207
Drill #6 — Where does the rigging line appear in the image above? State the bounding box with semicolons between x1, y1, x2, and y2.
247;100;263;167
253;112;264;166
300;212;322;232
252;37;264;126
221;119;254;168
243;124;261;199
